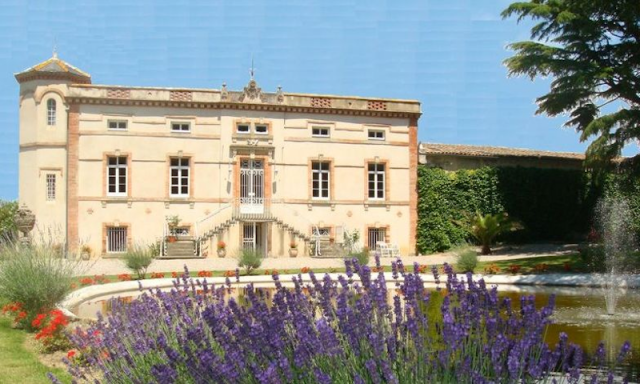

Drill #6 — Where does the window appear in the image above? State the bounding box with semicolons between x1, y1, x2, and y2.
368;129;385;140
108;121;127;130
368;228;386;251
107;156;128;196
106;226;128;253
255;124;268;134
47;99;56;126
170;158;190;197
171;122;190;132
312;126;330;138
368;163;385;199
316;227;331;237
46;174;56;201
312;161;330;199
236;124;250;134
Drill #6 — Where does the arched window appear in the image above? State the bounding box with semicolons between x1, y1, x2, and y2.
47;99;56;126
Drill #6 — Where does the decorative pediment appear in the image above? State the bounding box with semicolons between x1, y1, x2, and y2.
239;79;266;103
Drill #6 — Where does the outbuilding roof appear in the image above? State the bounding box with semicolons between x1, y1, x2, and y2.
419;143;585;160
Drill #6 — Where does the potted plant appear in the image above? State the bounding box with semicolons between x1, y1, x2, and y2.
217;240;226;258
166;215;180;242
80;245;92;260
289;240;298;258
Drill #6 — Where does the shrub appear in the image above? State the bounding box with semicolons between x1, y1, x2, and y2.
350;248;369;266
147;240;162;258
454;245;478;273
0;200;18;245
122;245;155;279
0;242;84;328
237;248;262;275
57;260;631;383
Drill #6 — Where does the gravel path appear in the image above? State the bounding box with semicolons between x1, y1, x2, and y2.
76;243;579;276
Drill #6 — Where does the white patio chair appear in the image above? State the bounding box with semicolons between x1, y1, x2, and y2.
389;244;400;258
376;241;391;258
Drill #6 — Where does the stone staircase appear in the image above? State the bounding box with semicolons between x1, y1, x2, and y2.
314;238;345;258
160;237;197;259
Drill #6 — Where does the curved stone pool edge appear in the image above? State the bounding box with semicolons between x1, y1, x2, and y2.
60;272;640;320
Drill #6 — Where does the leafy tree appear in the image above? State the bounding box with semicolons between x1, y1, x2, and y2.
502;0;640;166
0;200;18;243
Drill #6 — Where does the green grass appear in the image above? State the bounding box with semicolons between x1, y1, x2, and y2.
70;253;589;289
475;253;587;274
0;317;70;384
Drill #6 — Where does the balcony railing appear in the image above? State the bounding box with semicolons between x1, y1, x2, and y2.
233;197;272;220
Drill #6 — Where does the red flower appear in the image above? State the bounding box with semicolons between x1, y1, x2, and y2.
67;350;76;359
31;313;47;328
117;274;132;281
301;267;311;273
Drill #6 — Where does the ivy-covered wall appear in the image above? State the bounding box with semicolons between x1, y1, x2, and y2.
416;166;606;254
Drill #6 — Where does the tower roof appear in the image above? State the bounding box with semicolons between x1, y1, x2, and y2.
15;54;91;84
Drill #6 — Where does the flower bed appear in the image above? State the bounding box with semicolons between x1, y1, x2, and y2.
55;259;631;383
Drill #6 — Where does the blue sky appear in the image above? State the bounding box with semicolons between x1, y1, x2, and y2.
0;0;637;200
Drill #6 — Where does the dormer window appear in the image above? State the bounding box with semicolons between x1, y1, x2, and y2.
171;122;190;133
237;124;250;134
47;99;56;126
255;124;268;134
368;129;385;140
312;126;330;138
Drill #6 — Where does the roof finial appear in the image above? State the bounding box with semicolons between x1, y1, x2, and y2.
250;55;255;80
52;38;58;59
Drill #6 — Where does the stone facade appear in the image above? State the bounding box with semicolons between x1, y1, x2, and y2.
15;55;421;258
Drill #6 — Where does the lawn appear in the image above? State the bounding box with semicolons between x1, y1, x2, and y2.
70;253;589;288
0;317;70;384
475;253;587;274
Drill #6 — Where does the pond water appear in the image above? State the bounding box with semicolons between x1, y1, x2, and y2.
72;283;640;377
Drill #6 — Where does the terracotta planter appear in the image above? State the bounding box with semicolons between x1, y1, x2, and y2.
217;248;226;258
289;248;298;258
167;236;177;243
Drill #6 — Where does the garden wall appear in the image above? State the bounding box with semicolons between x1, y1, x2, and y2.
416;166;639;254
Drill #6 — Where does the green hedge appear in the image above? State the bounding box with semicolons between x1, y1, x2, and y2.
417;166;606;254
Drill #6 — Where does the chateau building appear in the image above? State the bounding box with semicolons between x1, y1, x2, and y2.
15;54;421;258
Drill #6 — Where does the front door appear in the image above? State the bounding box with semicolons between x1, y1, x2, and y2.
240;159;264;214
242;222;264;255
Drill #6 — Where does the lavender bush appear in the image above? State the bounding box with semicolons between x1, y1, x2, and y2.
57;258;630;383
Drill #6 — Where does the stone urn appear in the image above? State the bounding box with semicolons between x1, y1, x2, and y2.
217;248;226;258
289;248;299;258
15;205;36;245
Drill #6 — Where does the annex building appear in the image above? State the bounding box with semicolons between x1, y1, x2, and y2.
15;54;421;259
